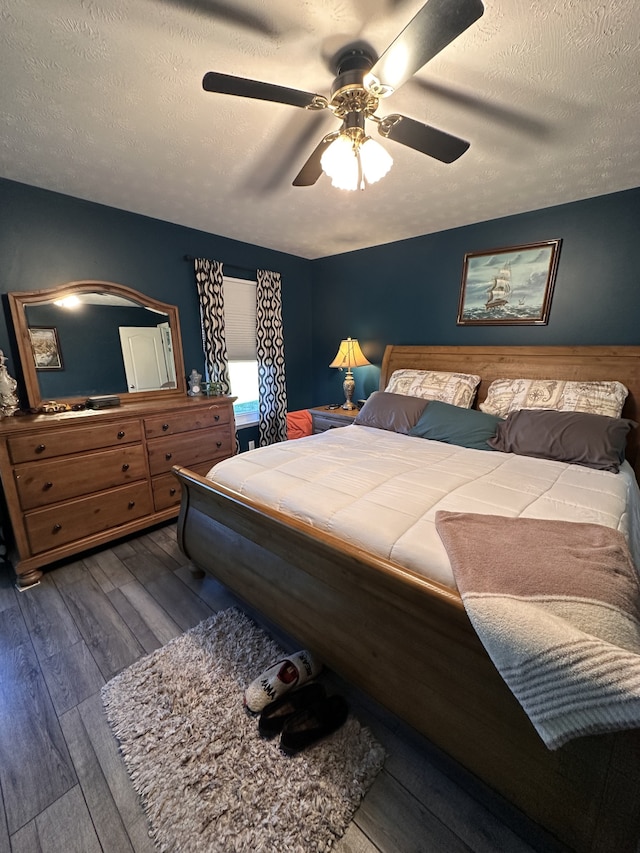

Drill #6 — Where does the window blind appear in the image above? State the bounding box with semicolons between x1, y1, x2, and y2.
223;277;256;361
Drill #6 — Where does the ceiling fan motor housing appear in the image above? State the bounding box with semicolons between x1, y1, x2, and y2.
330;49;379;120
334;47;376;76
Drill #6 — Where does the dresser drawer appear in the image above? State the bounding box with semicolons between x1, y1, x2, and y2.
144;404;231;438
14;445;148;511
25;482;153;555
147;427;232;476
8;421;142;464
151;461;215;511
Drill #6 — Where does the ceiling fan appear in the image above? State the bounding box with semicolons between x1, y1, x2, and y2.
202;0;485;190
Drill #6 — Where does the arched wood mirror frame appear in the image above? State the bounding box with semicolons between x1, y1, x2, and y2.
8;280;187;409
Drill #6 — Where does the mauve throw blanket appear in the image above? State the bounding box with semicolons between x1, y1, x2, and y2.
435;511;640;749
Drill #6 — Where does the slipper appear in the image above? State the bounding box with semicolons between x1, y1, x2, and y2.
280;695;349;756
258;682;327;738
243;649;322;714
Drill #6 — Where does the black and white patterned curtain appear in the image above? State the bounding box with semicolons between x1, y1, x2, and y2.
256;269;288;446
194;258;231;395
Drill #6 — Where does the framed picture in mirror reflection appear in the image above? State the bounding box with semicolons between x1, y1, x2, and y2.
29;326;64;370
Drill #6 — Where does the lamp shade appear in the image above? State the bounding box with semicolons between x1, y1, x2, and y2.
329;338;371;369
320;134;393;191
320;135;359;191
359;138;393;185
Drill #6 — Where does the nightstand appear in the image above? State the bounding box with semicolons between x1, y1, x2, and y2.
309;405;360;434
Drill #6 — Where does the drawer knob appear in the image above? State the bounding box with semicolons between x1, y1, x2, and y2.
216;441;222;448
165;452;172;460
36;443;46;453
169;487;176;496
214;414;220;421
128;500;135;509
44;481;53;490
162;423;169;431
122;463;129;471
117;431;125;439
53;523;62;533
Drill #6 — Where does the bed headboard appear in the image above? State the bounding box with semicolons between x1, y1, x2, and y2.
380;345;640;482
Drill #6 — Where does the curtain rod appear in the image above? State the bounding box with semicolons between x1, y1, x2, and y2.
183;255;256;275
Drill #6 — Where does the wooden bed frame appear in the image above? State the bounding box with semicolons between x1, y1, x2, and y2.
174;345;640;853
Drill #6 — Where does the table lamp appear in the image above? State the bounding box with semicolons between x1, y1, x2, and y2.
329;337;371;410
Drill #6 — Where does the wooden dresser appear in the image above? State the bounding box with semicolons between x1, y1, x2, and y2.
0;396;235;587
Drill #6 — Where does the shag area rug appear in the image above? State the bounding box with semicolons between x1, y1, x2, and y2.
102;607;385;853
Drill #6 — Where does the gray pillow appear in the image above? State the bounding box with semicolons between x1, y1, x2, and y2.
409;400;503;450
488;409;637;472
354;391;428;433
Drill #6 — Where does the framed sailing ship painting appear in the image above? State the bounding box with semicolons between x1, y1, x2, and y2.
456;239;562;326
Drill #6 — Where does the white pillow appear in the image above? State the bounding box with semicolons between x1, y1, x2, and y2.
385;369;481;409
479;378;628;419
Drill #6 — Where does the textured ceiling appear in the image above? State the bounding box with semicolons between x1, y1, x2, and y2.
1;0;639;259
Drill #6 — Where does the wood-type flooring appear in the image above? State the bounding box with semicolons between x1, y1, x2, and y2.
0;523;570;853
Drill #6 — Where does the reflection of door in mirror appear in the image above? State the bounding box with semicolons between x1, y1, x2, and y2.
119;324;177;392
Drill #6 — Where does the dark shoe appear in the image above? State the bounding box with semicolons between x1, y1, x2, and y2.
258;682;326;738
280;695;349;755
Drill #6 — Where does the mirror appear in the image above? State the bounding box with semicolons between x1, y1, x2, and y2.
8;281;187;409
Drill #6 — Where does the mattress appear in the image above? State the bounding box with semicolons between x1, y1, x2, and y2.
207;425;640;590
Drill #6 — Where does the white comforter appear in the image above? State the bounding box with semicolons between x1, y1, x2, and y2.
207;425;640;590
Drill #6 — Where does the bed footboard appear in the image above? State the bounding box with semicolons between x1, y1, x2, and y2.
174;465;640;853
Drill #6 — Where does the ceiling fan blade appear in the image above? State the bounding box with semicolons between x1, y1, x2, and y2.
409;77;550;138
160;0;282;36
378;114;469;162
202;72;328;110
292;134;338;186
366;0;484;96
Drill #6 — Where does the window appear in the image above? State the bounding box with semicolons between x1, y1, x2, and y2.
223;277;258;424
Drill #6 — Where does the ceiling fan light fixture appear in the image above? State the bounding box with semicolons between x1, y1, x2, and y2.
359;137;393;185
320;133;393;191
320;134;359;190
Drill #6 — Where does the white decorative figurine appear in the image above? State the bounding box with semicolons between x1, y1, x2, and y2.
0;351;19;417
188;369;203;396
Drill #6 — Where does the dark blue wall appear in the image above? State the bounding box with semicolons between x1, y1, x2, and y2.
2;177;640;419
310;187;640;404
0;178;313;417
